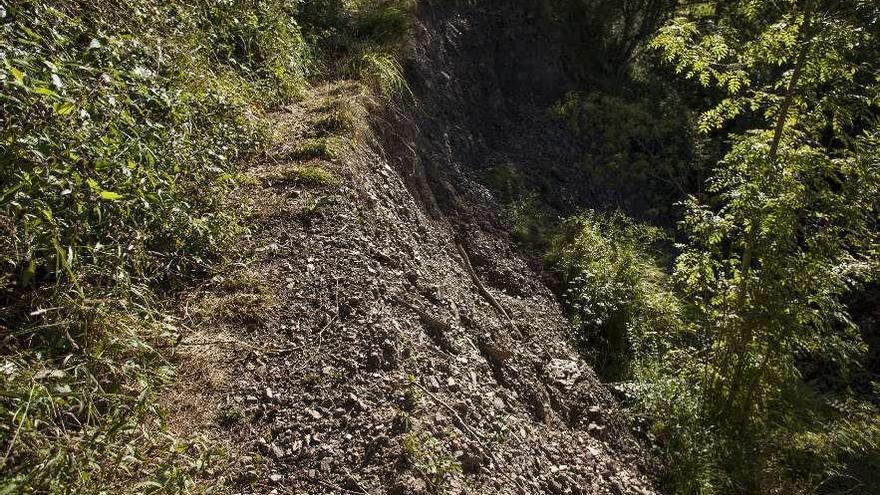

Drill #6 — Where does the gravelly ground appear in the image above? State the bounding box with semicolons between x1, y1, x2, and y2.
167;1;659;493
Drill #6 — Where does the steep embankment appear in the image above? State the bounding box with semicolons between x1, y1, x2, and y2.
384;0;598;217
169;2;656;493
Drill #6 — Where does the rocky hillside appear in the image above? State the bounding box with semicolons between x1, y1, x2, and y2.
169;1;657;493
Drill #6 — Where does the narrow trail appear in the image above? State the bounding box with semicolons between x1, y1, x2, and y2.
167;2;658;494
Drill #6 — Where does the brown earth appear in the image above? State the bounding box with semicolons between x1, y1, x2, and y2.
166;1;658;493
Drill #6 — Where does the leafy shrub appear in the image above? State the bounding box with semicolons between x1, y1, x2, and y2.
296;0;413;98
0;1;294;491
552;91;701;219
635;368;880;495
548;211;880;494
485;164;556;247
541;2;880;493
547;211;688;378
0;0;280;300
402;430;462;491
200;0;313;103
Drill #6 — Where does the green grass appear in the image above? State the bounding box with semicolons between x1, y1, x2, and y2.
0;298;228;493
354;48;413;98
288;137;346;162
313;108;359;136
264;165;340;187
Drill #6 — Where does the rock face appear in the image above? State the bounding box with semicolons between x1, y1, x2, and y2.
186;1;658;493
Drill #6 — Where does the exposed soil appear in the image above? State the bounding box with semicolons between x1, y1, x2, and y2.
384;0;601;219
167;1;658;493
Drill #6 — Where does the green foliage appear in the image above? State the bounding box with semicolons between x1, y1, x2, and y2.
651;1;880;138
345;0;413;99
264;165;340;187
0;0;286;490
629;1;880;493
354;48;412;98
0;0;412;492
676;130;879;415
548;211;688;378
314;107;359;136
0;0;288;298
200;0;314;102
635;367;880;495
552;91;702;217
289;137;346;162
485;164;556;247
402;430;462;492
633;370;726;494
653;0;880;421
297;0;414;98
350;0;412;46
545;2;880;493
0;303;228;494
544;0;678;79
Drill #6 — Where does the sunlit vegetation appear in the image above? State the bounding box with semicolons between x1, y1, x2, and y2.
541;1;880;493
0;0;411;492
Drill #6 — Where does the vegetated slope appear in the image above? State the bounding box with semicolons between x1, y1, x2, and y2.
173;1;656;493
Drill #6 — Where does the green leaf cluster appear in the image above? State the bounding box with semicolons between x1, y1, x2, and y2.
548;211;690;378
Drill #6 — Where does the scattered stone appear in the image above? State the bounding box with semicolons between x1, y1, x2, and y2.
546;479;565;494
427;376;440;391
189;73;660;495
345;393;365;411
381;339;399;368
271;443;285;459
389;475;427;495
546;359;582;389
366;351;382;370
461;453;482;474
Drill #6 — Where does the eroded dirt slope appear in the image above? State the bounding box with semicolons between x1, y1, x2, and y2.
168;2;657;494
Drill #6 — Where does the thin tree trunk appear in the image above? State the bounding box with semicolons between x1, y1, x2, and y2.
739;0;815;305
769;3;815;160
721;0;816;418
